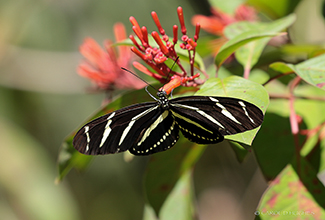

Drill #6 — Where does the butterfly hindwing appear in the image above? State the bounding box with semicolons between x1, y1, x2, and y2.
170;96;263;139
129;110;180;155
169;102;224;144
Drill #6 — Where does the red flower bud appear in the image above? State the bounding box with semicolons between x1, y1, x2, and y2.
152;31;169;56
151;11;165;35
177;7;187;35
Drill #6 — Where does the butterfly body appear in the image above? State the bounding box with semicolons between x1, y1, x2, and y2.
73;91;263;156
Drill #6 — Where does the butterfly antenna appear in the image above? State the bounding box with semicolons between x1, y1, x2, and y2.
121;67;158;92
164;56;179;84
145;86;158;101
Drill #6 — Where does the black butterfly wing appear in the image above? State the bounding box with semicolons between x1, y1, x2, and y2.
129;110;180;156
73;102;157;155
73;102;180;156
170;96;263;144
169;102;224;144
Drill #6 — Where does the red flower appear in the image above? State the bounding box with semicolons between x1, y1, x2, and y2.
77;23;146;90
129;7;205;92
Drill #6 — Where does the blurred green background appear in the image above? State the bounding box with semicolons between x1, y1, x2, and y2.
1;0;325;219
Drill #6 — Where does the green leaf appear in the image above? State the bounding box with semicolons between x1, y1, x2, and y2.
295;54;325;90
215;31;279;68
269;62;295;74
253;112;295;180
229;141;249;163
143;170;195;220
195;76;269;146
144;138;206;216
142;204;157;220
255;157;325;219
269;54;325;90
159;170;195;220
224;14;296;39
224;14;296;71
113;38;134;46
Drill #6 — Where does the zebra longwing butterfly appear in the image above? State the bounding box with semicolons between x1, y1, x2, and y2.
73;89;264;156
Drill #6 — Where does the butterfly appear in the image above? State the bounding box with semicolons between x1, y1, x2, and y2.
73;82;264;156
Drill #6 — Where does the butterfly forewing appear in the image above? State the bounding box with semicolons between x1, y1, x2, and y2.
73;102;159;155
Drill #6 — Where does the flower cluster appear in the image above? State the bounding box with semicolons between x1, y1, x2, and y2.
129;6;203;89
77;23;146;90
77;5;259;91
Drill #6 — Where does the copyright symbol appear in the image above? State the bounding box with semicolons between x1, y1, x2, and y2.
254;211;260;215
